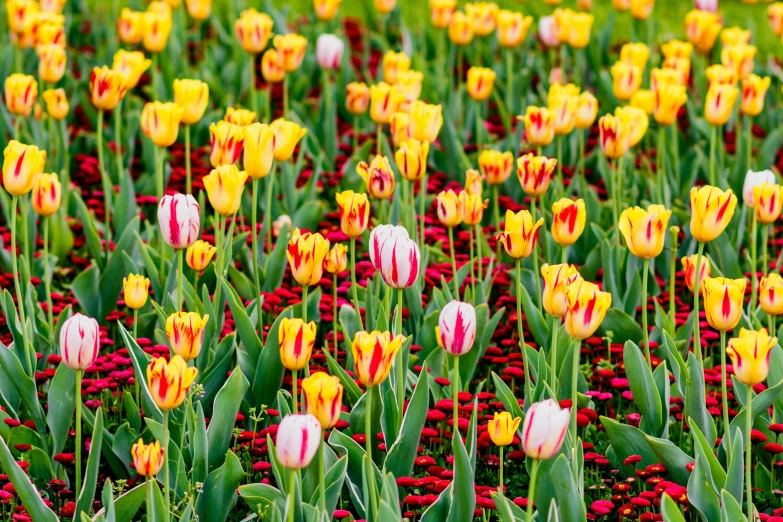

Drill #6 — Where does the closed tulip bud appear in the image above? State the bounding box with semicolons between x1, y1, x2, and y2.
90;66;126;111
409;101;443;143
630;0;654;19
631;90;655;115
564;10;594;48
741;75;770;117
705;65;736;87
721;44;756;80
270;118;308;162
661;39;693;59
203;165;248;216
142;11;172;53
449;10;474;45
112;50;151;89
611;61;642;101
42;88;68;120
722;27;752;47
574;91;598;129
186;240;216;271
702;277;747;331
174;79;209;125
521;399;570;459
396;139;429;181
8;0;38;34
59;313;100;370
690;186;737;242
686;9;722;53
30;13;65;48
663;57;691;86
3;141;46;196
488;411;521;446
461;192;488;225
743;169;776;207
598;114;631;159
389;112;410;147
467;2;499;36
760;273;783;316
147;355;198;411
357;155;395;199
382;51;410;85
380;235;420;288
131;439;164;476
438;300;477;356
314;0;341;20
549;93;578;135
552;198;586;247
770;3;783;36
538;15;559;47
619;205;672;259
369;225;409;270
496;209;543;259
517;153;556;197
694;0;717;12
242;123;275;179
185;0;211;19
464;169;484;195
158;193;200;249
370;82;403;124
336;191;370;237
541;263;581;317
466;66;495;102
36;45;66;84
430;0;456;28
302;372;343;428
496;10;532;48
651;67;683;91
5;74;37;117
375;0;396;13
578;0;592;9
682;254;711;293
654;83;687;126
274;33;308;72
324;243;348;274
31;172;61;216
437;189;464;227
141;101;182;148
547;82;581;105
122;274;150;310
224;107;256;127
276;414;322;469
753;183;783;224
235;9;273;53
316;34;343;70
287;229;330;286
346;82;371;115
352;330;405;386
727;328;775;385
565;279;612;340
615;106;648;147
394;70;423;108
522;106;555;147
166;312;209;361
621;42;650;70
209;120;245;167
118;8;144;44
261;49;286;83
476;150;511;186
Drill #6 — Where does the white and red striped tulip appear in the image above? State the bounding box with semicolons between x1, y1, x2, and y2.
694;0;717;13
59;313;100;370
369;224;409;270
438;300;477;356
521;399;570;460
275;414;322;469
158;193;201;249
379;235;420;289
316;34;344;70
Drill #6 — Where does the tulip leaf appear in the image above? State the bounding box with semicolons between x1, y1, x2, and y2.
515;268;550;349
644;435;693;486
689;420;726;491
119;324;163;423
685;354;717;449
0;436;58;522
307;455;348;517
720;489;748;522
623;341;663;437
91;482;147;522
322;346;362;404
73;191;106;270
445;427;476;522
238;483;286;517
600;416;659;477
0;338;48;449
263;223;290;292
459;305;504;389
597;308;643;345
75;409;104;519
660;493;687;522
206;366;249;472
195;450;245;522
491;372;525;436
543;454;587;522
687;453;722;522
725;430;745;506
385;364;430;478
329;428;381;519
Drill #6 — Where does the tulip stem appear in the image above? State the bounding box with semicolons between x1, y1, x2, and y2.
114;102;123;179
265;166;276;253
468;227;476;303
292;369;298;414
611;159;620;246
396;288;405;427
213;211;224;317
318;441;326;514
693;241;705;362
763;224;770;278
505;49;514;125
162;409;170;522
556;135;564;199
570;339;581;483
709;125;717;187
656;126;666;204
97;109;112;263
448;226;459;298
475;100;483;149
669;226;678;334
642;258;651;369
516;260;531;403
746;384;753;521
10;196;31;373
185;125;192;194
475;223;483;284
751;211;758;316
332;273;339;360
249;55;257;115
75;369;82;499
287;467;296;522
746;115;753;173
453;355;460;425
526;458;540;522
550;316;558;397
177;248;184;311
283;74;289;119
42;218;54;346
350;237;363;330
498;445;504;493
720;330;731;450
530;197;542;310
420;173;428;250
251;178;262;328
376;123;382;157
156;146;166;279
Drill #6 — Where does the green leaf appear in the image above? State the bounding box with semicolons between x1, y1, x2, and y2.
689;420;726;492
192;402;209;485
307;455;348;517
46;364;76;456
686;355;717;449
0;437;58;521
73;191;105;269
687;453;722;522
118;324;162;423
600;416;659;477
253;308;293;409
385;364;430;478
645;435;693;486
207;366;249;472
720;489;748;522
491;372;525;434
238;483;286;517
329;428;380;519
195;450;245;521
543;455;587;522
75;409;104;519
0;339;48;449
623;341;663;437
445;428;475;522
660;493;687;522
597;308;643;344
322;347;362;404
90;483;147;522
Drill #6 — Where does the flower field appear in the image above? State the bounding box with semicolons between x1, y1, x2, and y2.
3;0;783;521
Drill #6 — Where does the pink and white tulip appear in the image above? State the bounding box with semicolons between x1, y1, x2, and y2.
316;34;344;70
379;235;420;289
158;193;201;249
369;224;409;270
438;300;477;356
521;399;570;460
694;0;718;13
275;414;322;469
538;16;559;48
59;313;100;370
743;169;777;207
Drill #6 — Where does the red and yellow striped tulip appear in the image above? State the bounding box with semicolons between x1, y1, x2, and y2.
496;209;544;259
564;279;612;340
727;328;776;385
279;317;317;371
689;186;737;243
146;355;198;411
166;312;209;361
351;330;405;387
287;228;330;287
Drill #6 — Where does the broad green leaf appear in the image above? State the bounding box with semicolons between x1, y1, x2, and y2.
0;437;58;521
195;450;245;521
75;409;104;519
207;366;249;472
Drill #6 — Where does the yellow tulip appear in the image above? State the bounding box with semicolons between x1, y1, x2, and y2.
324;243;348;274
28;12;65;48
112;50;151;89
662;57;691;86
547;83;581;106
496;209;544;259
174;79;209;125
661;39;693;60
141;10;172;53
382;51;411;85
203;164;249;216
42;88;68;120
352;330;405;387
131;439;164;476
704;83;738;127
611;61;642;101
651;67;683;91
551;198;586;247
31;172;61;216
235;9;274;54
620;42;650;70
314;0;341;20
496;10;532;48
631;89;655;115
146;355;198;411
436;189;463;227
706;64;737;87
541;263;581;318
430;0;457;29
369;82;403;124
598;114;631;159
741;75;770;117
4;74;38;117
395;139;429;181
389;112;410;147
565;11;594;49
464;169;484;195
336;191;370;237
721;44;756;80
770;3;783;36
466;66;495;101
302;372;344;428
682;254;711;293
357;155;395;199
487;411;521;446
521;106;555;147
185;0;212;20
574;91;598;129
274;34;308;72
375;0;396;14
279;317;316;371
166;312;209;361
141;101;183;148
517;154;556;196
394;70;423;107
689;186;737;243
118;9;144;45
261;49;286;83
654;83;687;126
3;141;47;196
186;240;216;271
615;106;648;147
478;149;513;185
753;183;783;224
727;328;776;385
564;279;612;340
759;273;783;316
702;277;747;332
408;101;443;143
89;66;126;111
243;123;276;179
466;2;499;37
270;118;308;162
461;192;488;225
287;228;330;287
630;0;654;20
37;45;66;84
8;0;39;34
448;10;474;45
618;205;672;259
685;9;722;53
722;27;752;47
225;107;256;127
549;93;578;135
346;82;371;115
209;120;245;167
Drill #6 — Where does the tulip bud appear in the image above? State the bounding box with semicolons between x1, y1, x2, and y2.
744;171;777;207
5;73;38;117
186;240;216;271
689;186;737;243
112;50;151;90
203;165;249;216
721;44;756;81
287;228;330;287
517;154;556;197
222;107;255;128
314;0;341;20
357;155;395;199
396;139;429;181
464;169;484;195
42;88;68;120
760;273;783;316
274;215;293;238
551;198;586;247
661;39;693;60
496;10;532;48
753;183;783;224
31;173;61;216
123;274;150;310
620;42;650;70
270;118;308;162
316;34;344;70
243;123;276;179
449;10;474;45
209;120;245;167
346;82;371;115
538;15;558;47
174;79;209;125
274;33;308;72
741;75;771;117
466;2;498;36
118;8;144;44
37;45;66;84
615;106;648;147
541;263;581;318
167;312;209;361
438;300;476;356
702;277;746;331
563;10;594;48
663;56;691;86
436;189;463;227
521;106;555;147
564;279;612;340
430;0;456;29
381;51;410;86
496;209;543;259
466;66;496;102
610;61;642;101
521;399;570;459
235;9;273;54
141;101;183;148
770;3;783;36
375;0;396;14
302;372;343;428
705;83;738;127
90;66;126;111
694;0;718;13
279;317;316;371
59;313;100;370
370;82;403;124
682;254;711;293
261;49;286;83
185;0;211;19
630;0;654;19
275;414;322;469
324;243;348;274
488;411;521;446
574;91;598;129
158;193;200;249
598;114;631;159
722;27;752;47
619;205;672;259
461;192;488;225
686;9;722;53
379;235;420;289
653;83;687;126
131;439;164;476
352;330;405;386
395;70;423;109
369;224;409;270
705;64;736;87
389;112;410;147
147;355;198;411
3;141;47;196
336;191;370;237
549;93;578;135
141;10;172;53
726;328;775;385
408;101;443;143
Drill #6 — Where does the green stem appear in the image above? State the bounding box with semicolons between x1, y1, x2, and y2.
287;468;296;522
114;101;123;178
448;226;459;298
657;125;666;204
516;260;531;401
365;385;374;460
475;100;483;149
498;445;504;492
751;211;758;315
249;56;257;114
709;124;717;187
526;459;540;522
763;223;770;278
475;223;483;283
693;242;705;362
469;227;476;303
156;146;165;279
332;273;339;360
350;237;363;330
669;227;679;334
530;197;542;310
292;369;298;414
611;159;620;245
43;218;54;345
213;211;223;316
75;369;83;499
493;184;501;240
252;178;262;327
283;74;289;119
185;125;192;194
642;258;650;368
550;316;558;397
746;384;753;521
10;196;31;372
505;49;514;125
97;109;111;262
453;355;460;424
376;123;382;157
570;339;581;482
671;124;681;183
396;288;405;431
746;115;753;173
318;441;326;513
163;409;170;522
720;330;731;450
177;248;183;310
265;166;276;253
302;284;309;324
420;173;428;249
556;135;564;198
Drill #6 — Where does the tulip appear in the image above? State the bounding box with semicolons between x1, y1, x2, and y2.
274;33;308;72
336;191;370;237
112;50;151;89
461;192;488;225
770;3;783;36
702;277;746;332
382;51;411;85
185;0;211;20
438;300;477;356
705;64;737;87
682;254;711;293
352;330;405;387
631;90;655;115
302;372;343;429
488;411;520;446
346;82;371;115
316;34;344;70
690;186;737;243
464;170;483;196
118;9;144;44
686;9;722;53
722;27;752;47
7;0;37;33
224;107;256;127
28;13;65;48
547;83;580;104
324;243;348;274
234;9;273;54
5;74;37;117
203;164;249;216
389;112;410;147
630;0;654;19
3;141;46;196
551;198;586;248
611;61;642;101
209;120;245;167
620;42;650;70
538;15;559;47
466;2;498;36
164;312;208;361
741;75;770;118
721;44;756;80
466;66;495;102
131;439;165;477
394;70;423;109
496;209;543;259
158;193;200;249
314;0;341;20
89;66;126;111
548;93;578;137
60;313;100;371
574;91;598;129
31;172;61;216
616;107;648;148
477;149;513;187
279;317;316;372
654;83;687;126
408;101;443;144
243;123;275;179
522;106;555;148
357;155;395;200
496;10;532;48
727;328;775;386
36;45;66;84
598;114;631;159
651;67;683;92
369;225;409;269
42;88;68;120
564;10;594;49
760;273;783;316
287;228;330;287
449;10;474;45
564;279;612;341
369;82;402;124
261;49;286;83
753;183;783;224
379;235;420;289
276;414;322;469
517;153;556;197
141;10;172;53
663;56;691;85
430;0;456;28
186;240;216;271
396;138;429;182
436;189;463;227
147;354;198;411
522;399;570;459
618;205;671;259
743;170;776;207
541;263;581;318
141;101;183;148
270;119;308;162
661;40;693;61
